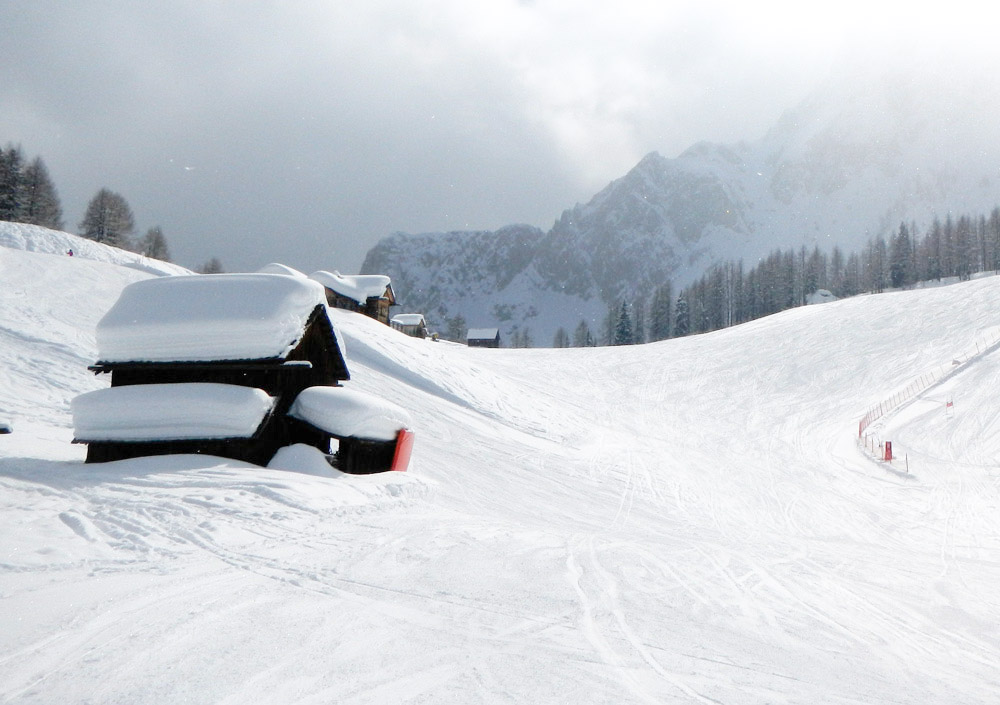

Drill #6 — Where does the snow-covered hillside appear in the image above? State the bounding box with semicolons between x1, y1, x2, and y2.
2;242;1000;703
0;222;191;278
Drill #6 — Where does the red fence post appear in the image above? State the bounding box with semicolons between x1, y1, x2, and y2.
884;440;893;462
390;429;415;471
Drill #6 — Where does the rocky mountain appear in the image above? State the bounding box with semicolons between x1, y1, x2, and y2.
361;66;1000;345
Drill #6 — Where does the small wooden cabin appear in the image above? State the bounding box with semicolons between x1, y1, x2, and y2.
467;327;501;348
390;313;428;339
73;273;415;472
75;274;349;465
309;270;395;324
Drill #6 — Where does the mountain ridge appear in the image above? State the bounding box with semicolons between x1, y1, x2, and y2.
362;68;1000;343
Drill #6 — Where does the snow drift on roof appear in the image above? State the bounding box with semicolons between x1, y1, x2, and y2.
391;314;425;326
309;270;391;305
467;328;499;340
96;273;329;362
289;386;412;442
257;262;307;278
72;383;275;442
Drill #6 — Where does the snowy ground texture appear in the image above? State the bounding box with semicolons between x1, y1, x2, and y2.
2;226;1000;704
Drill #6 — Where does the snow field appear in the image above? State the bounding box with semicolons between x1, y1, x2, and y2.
2;236;1000;703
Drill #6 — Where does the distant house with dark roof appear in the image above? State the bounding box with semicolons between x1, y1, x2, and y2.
391;313;428;339
309;270;395;324
467;327;501;348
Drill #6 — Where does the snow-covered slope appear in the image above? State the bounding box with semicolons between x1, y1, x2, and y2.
364;68;1000;344
3;244;1000;703
0;221;191;277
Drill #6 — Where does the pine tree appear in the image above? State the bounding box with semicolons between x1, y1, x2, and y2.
198;257;224;272
138;226;170;261
0;145;25;221
79;188;135;246
553;327;570;348
613;300;633;345
889;222;914;288
573;320;593;347
989;208;1000;273
649;282;672;341
674;293;689;337
20;157;63;229
955;215;974;280
632;298;645;344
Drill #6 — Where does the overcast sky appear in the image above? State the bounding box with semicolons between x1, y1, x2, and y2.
1;1;995;273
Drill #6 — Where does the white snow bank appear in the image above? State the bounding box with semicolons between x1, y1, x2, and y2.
288;386;412;441
96;274;329;362
257;262;307;277
72;383;275;441
267;443;337;476
309;270;390;305
0;220;190;277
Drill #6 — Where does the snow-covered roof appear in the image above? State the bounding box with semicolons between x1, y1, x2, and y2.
257;262;307;278
467;328;499;340
391;313;426;326
309;270;391;305
95;273;329;363
288;386;413;442
72;383;275;442
806;289;838;305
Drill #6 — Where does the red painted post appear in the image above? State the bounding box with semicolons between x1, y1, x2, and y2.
390;429;415;471
884;440;893;462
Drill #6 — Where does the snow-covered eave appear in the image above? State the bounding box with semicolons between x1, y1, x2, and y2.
309;270;393;305
72;383;277;443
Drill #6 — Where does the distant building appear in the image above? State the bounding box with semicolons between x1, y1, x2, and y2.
806;289;837;305
391;313;428;339
467;327;501;348
309;270;396;324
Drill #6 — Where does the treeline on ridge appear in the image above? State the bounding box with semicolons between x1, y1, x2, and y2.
547;209;1000;348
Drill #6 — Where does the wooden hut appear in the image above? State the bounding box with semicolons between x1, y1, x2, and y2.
309;270;395;324
467;327;501;348
74;274;350;465
74;273;415;472
390;313;428;339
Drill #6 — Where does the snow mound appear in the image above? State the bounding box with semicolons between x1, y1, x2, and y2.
0;220;190;276
95;273;329;362
288;386;412;441
258;262;307;277
72;383;275;441
267;443;337;476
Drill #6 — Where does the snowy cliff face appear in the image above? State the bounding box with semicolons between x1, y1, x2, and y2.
361;69;1000;344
